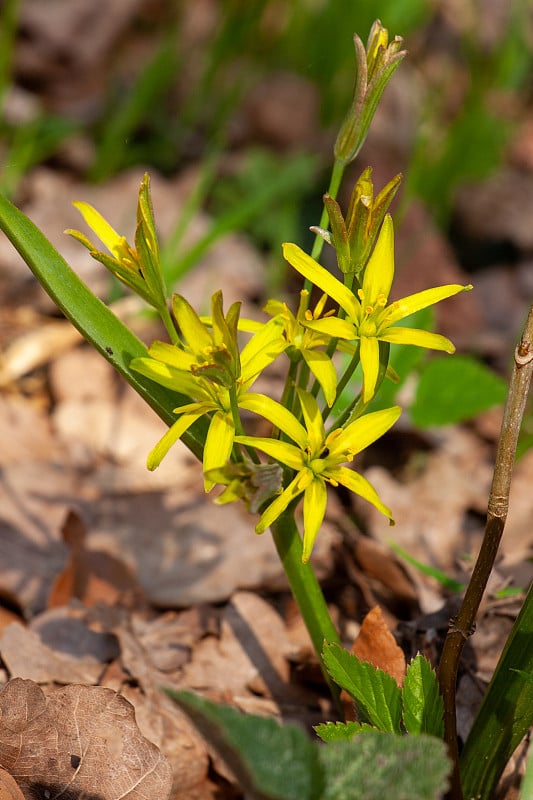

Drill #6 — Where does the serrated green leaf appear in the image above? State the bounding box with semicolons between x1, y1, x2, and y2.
402;654;444;737
0;192;207;460
411;355;507;427
168;690;322;800
322;643;402;733
318;735;450;800
315;720;375;743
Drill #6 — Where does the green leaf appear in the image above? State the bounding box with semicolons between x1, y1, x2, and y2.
411;354;507;427
510;668;533;685
318;735;450;800
402;655;444;737
168;690;322;800
322;643;402;733
520;739;533;800
460;580;533;800
0;192;207;461
315;720;375;743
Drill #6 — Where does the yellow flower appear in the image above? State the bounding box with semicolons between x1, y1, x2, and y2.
65;173;167;312
130;291;286;489
283;215;473;402
262;290;339;406
235;390;401;563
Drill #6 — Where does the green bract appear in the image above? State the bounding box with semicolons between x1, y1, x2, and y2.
283;215;473;403
235;390;401;563
130;290;286;490
315;167;402;275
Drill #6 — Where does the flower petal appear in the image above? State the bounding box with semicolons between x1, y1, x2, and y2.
147;340;197;370
255;472;307;532
330;405;401;458
240;318;287;382
386;284;472;324
301;348;338;408
172;294;213;352
71;201;123;254
282;242;360;319
362;213;395;303
359;335;380;402
380;326;456;353
334;466;394;521
130;356;201;396
296;389;325;454
146;408;206;470
234;435;305;471
238;394;308;448
302;477;328;562
203;411;235;491
303;317;358;340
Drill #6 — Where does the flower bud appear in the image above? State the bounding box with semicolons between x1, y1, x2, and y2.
334;21;406;165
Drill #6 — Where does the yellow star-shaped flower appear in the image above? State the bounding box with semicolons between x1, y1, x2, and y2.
235;389;401;563
283;215;472;402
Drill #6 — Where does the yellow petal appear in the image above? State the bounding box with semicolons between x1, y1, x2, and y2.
282;242;360;319
255;472;306;533
330;406;401;458
301;349;338;408
362;214;395;303
303;317;357;340
203;411;235;491
147;409;206;470
72;201;123;255
296;389;325;455
234;435;305;471
240;318;287;383
334;466;394;521
302;478;327;563
380;327;455;353
386;284;472;324
360;335;380;402
238;394;308;448
172;294;213;353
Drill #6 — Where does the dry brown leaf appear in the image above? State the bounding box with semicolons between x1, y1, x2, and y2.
0;769;24;800
48;509;143;608
0;678;172;800
352;606;406;687
0;623;103;685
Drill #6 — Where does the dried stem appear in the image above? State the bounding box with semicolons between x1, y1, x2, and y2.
438;303;533;800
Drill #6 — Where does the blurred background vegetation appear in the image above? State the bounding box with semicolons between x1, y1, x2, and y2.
1;0;531;227
1;0;532;432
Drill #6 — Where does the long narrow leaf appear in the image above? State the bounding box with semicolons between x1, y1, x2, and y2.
460;580;533;800
0;192;206;460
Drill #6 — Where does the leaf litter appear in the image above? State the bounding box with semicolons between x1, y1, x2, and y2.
1;4;533;798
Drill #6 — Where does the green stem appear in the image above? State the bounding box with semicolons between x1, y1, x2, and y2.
270;511;342;706
310;158;346;262
438;303;533;800
301;159;346;315
159;303;180;345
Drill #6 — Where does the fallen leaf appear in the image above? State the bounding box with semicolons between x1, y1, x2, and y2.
48;509;144;608
0;769;24;800
0;678;172;800
352;606;406;687
0;623;104;685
